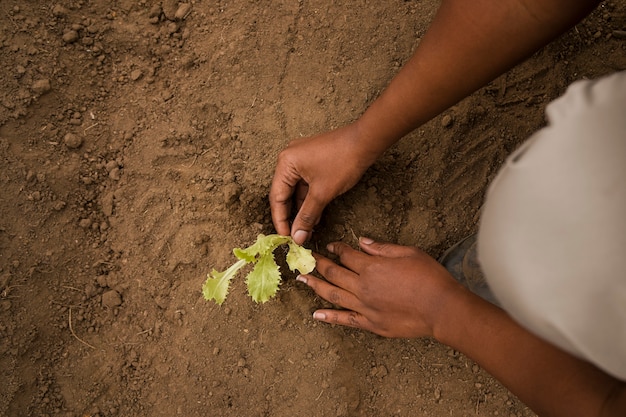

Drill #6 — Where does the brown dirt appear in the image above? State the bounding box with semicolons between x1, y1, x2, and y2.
0;1;624;416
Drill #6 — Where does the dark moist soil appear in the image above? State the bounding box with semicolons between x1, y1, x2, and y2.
1;1;625;416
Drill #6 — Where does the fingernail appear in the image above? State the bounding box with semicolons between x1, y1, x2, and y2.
326;243;335;253
360;237;374;245
293;230;308;245
313;311;326;320
296;275;308;284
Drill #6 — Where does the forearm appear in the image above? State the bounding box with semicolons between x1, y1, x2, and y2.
354;0;600;159
434;288;625;417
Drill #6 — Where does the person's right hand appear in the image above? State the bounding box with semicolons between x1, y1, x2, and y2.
270;123;376;244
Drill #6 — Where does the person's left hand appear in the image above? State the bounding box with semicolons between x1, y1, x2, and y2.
297;237;465;338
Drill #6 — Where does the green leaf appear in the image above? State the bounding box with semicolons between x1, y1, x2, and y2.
234;234;290;261
202;259;247;305
246;253;281;303
286;242;315;274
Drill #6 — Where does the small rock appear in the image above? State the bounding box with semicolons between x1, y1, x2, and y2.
79;218;92;228
101;193;114;217
96;275;108;287
0;273;11;292
130;69;143;81
613;30;626;40
161;91;174;102
148;4;162;18
166;22;179;34
52;200;66;211
102;290;122;308
105;160;119;172
84;283;98;298
62;30;79;43
441;114;453;128
64;132;83;149
109;167;121;181
52;4;69;17
223;183;242;207
32;79;51;95
162;0;178;20
175;3;192;20
434;387;441;400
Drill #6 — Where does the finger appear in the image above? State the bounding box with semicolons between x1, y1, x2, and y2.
358;237;419;258
312;254;360;294
297;274;361;311
269;161;301;237
291;192;327;245
312;308;373;333
325;241;372;274
269;181;293;236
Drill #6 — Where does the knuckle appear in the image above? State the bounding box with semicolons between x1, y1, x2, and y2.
298;211;317;227
323;263;343;280
347;311;361;328
328;289;342;305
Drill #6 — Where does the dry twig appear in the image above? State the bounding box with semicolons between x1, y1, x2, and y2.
69;308;96;349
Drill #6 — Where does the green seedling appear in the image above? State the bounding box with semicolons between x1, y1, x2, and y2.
202;234;316;304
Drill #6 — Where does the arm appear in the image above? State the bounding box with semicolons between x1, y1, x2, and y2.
298;238;626;417
436;283;626;417
271;0;601;242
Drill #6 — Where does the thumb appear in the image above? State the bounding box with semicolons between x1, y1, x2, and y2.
291;194;326;245
359;237;418;258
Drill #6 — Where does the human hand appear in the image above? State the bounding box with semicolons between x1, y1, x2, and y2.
296;237;465;338
269;124;377;244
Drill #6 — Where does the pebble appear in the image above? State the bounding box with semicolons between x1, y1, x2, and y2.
162;0;179;20
84;283;98;298
64;133;83;149
130;69;143;81
222;183;242;207
62;30;79;44
441;114;453;128
79;218;92;228
105;160;119;172
109;168;121;181
434;387;441;400
96;275;108;287
102;290;122;308
613;30;626;40
52;4;69;17
175;4;192;20
148;4;162;18
32;79;51;95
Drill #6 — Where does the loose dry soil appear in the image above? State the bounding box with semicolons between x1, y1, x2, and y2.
1;1;625;416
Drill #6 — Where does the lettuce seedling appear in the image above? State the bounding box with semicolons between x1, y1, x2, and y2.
202;234;315;304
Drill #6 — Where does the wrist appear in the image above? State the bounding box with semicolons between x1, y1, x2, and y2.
430;283;478;346
341;119;383;169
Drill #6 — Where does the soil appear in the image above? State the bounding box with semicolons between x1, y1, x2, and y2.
0;1;624;416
